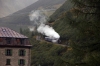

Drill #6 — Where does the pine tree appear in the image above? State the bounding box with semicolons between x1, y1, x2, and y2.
20;27;23;34
66;0;100;66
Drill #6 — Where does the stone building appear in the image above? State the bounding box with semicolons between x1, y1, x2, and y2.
0;27;32;66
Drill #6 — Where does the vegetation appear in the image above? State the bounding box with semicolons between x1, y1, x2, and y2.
30;38;67;66
50;0;100;66
66;0;100;66
20;29;68;66
20;0;100;66
49;0;73;22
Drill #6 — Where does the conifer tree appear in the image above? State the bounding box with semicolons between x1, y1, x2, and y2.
20;27;23;34
66;0;100;66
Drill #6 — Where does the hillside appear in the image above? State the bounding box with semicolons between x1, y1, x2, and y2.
7;0;100;66
49;0;100;66
49;0;73;22
13;0;66;14
0;0;38;18
0;0;66;31
47;0;74;44
19;0;100;66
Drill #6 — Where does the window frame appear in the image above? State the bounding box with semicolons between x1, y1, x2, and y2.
6;38;11;44
18;59;25;65
5;49;12;56
0;38;3;42
20;39;25;44
19;49;26;56
6;59;11;65
16;38;25;44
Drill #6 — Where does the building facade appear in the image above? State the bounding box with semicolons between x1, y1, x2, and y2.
0;27;32;66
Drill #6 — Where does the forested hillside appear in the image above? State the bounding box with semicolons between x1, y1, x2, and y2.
20;0;100;66
49;0;73;22
49;0;74;44
50;0;100;66
20;29;68;66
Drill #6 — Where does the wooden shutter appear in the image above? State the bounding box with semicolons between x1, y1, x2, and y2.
11;49;12;56
5;49;7;56
24;50;26;56
24;59;25;65
18;59;20;65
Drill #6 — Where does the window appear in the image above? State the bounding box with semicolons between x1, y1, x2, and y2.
5;49;12;56
19;50;25;56
16;39;20;44
16;39;24;44
0;38;3;44
6;38;11;44
6;59;11;65
20;39;24;44
0;38;3;42
18;59;25;65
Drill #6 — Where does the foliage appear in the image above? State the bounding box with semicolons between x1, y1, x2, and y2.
49;0;73;22
51;0;100;66
19;0;100;66
30;38;67;66
20;28;68;66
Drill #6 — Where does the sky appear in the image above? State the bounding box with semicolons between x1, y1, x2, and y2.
0;0;38;18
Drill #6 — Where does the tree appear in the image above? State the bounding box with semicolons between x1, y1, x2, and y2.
66;0;100;66
20;27;23;34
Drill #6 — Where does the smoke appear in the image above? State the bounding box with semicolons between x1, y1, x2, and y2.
29;10;47;26
29;10;60;39
28;26;35;32
37;24;60;39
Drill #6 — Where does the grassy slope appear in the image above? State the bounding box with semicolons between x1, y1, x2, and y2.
49;0;73;21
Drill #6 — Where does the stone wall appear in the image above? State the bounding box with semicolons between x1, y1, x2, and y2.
0;47;31;66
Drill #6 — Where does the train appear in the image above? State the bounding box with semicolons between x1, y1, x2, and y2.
45;37;61;44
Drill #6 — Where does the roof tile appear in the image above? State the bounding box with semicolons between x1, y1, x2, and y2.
0;27;28;38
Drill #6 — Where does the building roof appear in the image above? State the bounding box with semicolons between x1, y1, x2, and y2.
0;27;28;38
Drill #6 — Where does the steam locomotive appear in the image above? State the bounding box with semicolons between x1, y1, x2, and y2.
45;37;61;44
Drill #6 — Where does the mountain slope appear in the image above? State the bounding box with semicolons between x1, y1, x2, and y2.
53;0;100;66
50;0;74;43
13;0;66;14
0;0;38;18
0;0;66;31
49;0;73;22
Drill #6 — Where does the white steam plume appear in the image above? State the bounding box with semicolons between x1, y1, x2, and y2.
29;10;47;26
28;26;35;32
29;10;60;39
37;24;60;39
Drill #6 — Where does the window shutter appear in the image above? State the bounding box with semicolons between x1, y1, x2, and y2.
0;38;2;42
5;49;7;56
11;50;12;56
24;50;26;56
18;60;20;65
6;59;11;65
24;60;25;65
18;50;20;56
